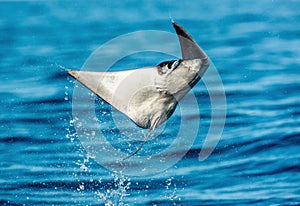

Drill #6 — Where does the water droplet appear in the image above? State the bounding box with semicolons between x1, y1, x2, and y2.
79;184;84;190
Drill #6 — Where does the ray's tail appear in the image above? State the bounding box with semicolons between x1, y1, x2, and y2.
123;130;152;160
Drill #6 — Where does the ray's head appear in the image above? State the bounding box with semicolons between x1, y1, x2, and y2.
155;57;209;100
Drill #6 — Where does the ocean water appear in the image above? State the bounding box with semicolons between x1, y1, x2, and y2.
1;0;300;205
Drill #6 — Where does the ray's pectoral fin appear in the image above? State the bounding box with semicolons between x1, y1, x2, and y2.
68;70;130;106
172;22;208;61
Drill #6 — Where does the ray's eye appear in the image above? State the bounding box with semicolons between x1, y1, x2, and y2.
157;59;181;74
167;61;174;69
168;59;181;70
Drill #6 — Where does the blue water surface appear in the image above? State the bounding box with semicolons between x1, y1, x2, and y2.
1;0;300;205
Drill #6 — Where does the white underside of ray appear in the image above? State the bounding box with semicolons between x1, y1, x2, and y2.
69;67;163;128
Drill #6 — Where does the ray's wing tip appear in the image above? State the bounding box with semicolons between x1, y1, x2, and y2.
172;21;209;60
172;21;180;30
67;70;74;76
172;21;191;40
68;70;79;79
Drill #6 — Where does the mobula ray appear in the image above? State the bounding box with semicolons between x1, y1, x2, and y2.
68;22;210;159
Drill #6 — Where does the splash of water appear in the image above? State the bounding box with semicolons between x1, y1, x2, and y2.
95;172;131;206
164;177;179;204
